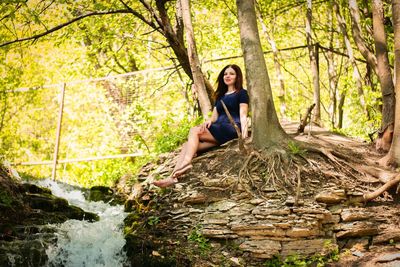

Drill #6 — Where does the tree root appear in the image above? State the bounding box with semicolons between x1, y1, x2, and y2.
348;173;400;204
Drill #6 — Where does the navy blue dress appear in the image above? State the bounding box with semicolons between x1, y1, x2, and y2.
208;89;249;144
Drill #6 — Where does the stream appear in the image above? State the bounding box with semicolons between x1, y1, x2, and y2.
36;179;128;267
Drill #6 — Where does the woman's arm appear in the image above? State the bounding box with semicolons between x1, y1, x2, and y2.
239;103;249;138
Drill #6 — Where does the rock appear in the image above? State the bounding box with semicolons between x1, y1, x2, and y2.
341;209;371;222
376;253;400;263
206;200;237;212
239;239;281;258
21;183;52;195
281;239;337;257
373;229;400;244
315;190;346;204
0;239;51;267
25;193;69;211
88;185;120;203
286;227;321;238
336;221;378;239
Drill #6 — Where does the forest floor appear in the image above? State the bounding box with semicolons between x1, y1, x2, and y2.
130;121;400;266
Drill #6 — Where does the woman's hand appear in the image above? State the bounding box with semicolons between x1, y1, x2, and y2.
200;120;212;133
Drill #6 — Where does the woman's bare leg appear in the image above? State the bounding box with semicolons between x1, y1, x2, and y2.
153;126;217;187
172;127;217;177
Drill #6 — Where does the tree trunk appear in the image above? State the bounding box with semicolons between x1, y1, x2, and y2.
348;0;379;75
144;1;215;105
334;1;369;118
306;0;321;126
372;0;396;151
326;4;337;128
256;10;286;119
380;0;400;167
337;91;346;129
236;0;287;149
179;0;212;117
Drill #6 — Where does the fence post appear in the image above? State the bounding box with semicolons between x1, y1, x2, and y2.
51;83;66;181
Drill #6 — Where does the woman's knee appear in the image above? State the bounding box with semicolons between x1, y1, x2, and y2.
189;126;201;136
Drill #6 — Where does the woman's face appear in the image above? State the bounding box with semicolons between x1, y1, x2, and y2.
223;67;237;87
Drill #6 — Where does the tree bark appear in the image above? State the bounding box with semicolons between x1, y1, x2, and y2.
256;10;286;118
179;0;212;117
306;0;321;126
334;1;369;118
236;0;287;149
326;4;337;128
142;0;215;105
337;91;346;129
372;0;396;151
348;0;379;75
379;0;400;167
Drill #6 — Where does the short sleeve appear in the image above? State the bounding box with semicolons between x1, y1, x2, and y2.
239;89;249;104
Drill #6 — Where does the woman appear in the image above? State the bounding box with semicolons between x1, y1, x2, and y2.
153;64;249;188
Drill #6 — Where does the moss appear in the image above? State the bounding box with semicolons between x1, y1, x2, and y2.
0;190;13;207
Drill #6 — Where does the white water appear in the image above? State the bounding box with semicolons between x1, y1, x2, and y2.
36;179;128;267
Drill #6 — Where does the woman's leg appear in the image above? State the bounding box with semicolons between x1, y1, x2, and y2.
153;126;217;187
172;127;217;177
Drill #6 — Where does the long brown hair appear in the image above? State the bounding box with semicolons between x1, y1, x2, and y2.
214;64;244;101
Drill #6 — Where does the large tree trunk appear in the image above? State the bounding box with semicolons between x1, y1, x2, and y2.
236;0;287;149
372;0;396;151
380;0;400;167
180;0;212;117
334;1;369;118
306;0;321;126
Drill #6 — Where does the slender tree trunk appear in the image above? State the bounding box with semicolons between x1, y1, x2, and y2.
337;91;346;129
236;0;287;149
348;0;379;75
180;0;212;117
372;0;396;151
326;4;337;128
334;1;369;118
256;10;286;118
380;0;400;167
141;1;214;105
306;0;321;125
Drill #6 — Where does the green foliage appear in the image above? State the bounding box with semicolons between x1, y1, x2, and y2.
187;225;210;253
287;140;307;157
153;116;203;154
147;215;160;226
0;190;13;207
264;241;339;267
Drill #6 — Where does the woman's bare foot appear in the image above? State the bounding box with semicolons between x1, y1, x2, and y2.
153;177;178;188
172;163;193;178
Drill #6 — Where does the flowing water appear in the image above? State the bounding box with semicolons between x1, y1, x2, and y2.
36;179;128;267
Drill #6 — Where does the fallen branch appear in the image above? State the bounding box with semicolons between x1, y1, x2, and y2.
297;103;316;134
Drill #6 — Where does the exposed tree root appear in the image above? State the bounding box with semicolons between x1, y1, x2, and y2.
233;139;399;203
348;173;400;204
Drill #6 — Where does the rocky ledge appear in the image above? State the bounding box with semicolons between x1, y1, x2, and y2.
0;165;99;267
122;137;400;267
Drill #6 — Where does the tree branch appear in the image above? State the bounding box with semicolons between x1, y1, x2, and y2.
221;100;246;153
0;10;133;48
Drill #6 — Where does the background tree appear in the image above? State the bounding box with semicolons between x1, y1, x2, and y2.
372;0;396;152
380;0;400;167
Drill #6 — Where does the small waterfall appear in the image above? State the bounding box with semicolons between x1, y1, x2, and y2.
36;179;128;267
